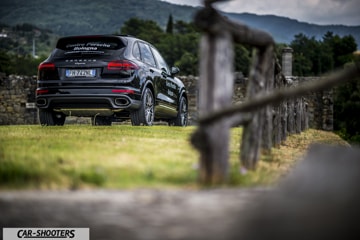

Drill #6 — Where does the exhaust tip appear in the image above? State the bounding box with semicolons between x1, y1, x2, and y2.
115;98;130;106
36;98;47;106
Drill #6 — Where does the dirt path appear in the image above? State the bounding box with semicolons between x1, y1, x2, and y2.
0;188;268;240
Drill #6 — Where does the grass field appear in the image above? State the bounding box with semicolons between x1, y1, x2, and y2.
0;125;349;190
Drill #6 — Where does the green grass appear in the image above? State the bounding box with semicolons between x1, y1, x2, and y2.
0;125;201;189
0;125;348;190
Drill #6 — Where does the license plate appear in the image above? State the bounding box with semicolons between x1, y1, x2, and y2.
66;69;96;78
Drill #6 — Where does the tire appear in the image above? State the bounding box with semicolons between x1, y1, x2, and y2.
174;96;188;127
130;88;154;126
39;109;66;126
92;116;112;126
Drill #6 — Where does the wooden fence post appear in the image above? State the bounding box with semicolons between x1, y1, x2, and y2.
295;97;302;133
193;0;275;180
199;32;234;184
273;61;284;147
241;45;274;170
287;97;295;134
191;14;234;184
261;53;275;152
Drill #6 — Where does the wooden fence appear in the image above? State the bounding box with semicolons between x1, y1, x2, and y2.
191;0;360;184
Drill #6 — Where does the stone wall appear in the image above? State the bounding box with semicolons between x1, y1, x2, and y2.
0;73;333;130
287;77;333;131
178;72;248;125
180;74;333;130
0;74;38;125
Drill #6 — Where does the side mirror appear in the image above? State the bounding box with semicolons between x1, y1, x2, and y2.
170;67;180;76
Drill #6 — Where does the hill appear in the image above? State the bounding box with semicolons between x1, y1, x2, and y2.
0;0;197;36
0;0;359;47
227;13;360;47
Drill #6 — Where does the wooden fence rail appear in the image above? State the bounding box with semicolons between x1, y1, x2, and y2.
191;0;360;185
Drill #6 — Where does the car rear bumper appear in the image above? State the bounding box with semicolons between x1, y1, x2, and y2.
36;94;141;116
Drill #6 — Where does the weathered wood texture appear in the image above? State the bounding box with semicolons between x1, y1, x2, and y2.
261;53;275;152
193;31;234;184
193;1;275;182
273;61;285;147
241;46;274;169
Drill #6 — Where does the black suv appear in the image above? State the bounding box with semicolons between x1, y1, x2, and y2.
36;35;188;126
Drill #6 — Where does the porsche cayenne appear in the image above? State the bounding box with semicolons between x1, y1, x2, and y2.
36;34;188;126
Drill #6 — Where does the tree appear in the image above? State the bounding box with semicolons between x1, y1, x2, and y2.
166;14;173;34
290;32;357;76
334;35;357;68
0;50;11;75
119;17;255;76
234;44;251;75
120;18;164;44
175;52;198;75
334;73;360;143
290;33;318;76
174;20;197;34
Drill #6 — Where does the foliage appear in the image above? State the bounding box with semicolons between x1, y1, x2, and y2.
0;51;47;75
0;125;348;190
0;50;11;74
0;0;197;37
120;17;250;76
120;18;201;74
289;32;360;145
166;14;174;34
289;32;360;144
0;22;57;75
289;31;360;145
234;44;251;76
290;32;357;76
120;18;164;44
334;60;360;144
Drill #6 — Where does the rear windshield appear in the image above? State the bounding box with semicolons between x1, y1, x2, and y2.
55;36;126;55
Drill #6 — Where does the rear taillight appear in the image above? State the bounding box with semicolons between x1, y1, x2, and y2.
112;89;135;94
107;60;139;71
38;62;55;71
38;62;59;80
36;89;49;95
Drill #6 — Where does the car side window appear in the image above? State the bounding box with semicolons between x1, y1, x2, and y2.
138;42;156;67
151;46;170;75
132;42;141;61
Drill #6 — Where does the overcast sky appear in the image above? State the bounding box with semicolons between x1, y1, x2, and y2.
161;0;360;26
